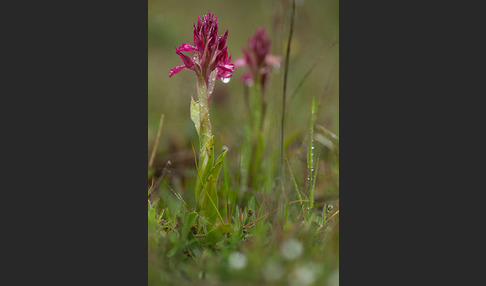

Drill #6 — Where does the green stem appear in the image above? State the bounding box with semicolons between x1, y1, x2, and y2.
248;77;265;189
194;72;216;210
196;76;212;155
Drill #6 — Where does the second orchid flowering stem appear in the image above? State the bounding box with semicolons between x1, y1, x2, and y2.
236;27;281;190
248;82;265;188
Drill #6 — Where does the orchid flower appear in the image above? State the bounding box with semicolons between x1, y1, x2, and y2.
235;28;281;190
234;27;281;91
169;11;235;146
170;11;234;94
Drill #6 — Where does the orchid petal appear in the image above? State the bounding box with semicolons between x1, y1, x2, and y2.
215;46;228;64
265;55;281;68
169;65;186;77
176;49;194;69
241;73;253;85
217;68;232;79
218;29;228;50
233;58;246;68
242;49;253;66
217;64;234;72
177;43;197;52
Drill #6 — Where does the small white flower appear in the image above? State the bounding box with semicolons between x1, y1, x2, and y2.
281;238;303;260
228;252;247;270
289;266;316;286
327;268;339;286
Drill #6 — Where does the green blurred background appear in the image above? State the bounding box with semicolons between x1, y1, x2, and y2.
148;0;338;174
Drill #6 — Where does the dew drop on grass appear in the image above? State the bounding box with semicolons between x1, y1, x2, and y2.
221;77;231;83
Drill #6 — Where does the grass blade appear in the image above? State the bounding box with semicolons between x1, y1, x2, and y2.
286;158;305;217
307;96;316;209
149;113;165;169
280;0;296;177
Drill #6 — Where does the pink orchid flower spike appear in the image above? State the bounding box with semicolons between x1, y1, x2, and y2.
169;11;235;86
234;27;281;91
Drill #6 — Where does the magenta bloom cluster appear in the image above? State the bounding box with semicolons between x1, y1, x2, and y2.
169;12;234;84
234;27;281;88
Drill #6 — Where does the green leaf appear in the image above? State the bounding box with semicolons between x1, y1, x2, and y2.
201;174;221;225
181;212;198;240
196;136;215;206
200;136;215;180
221;153;230;221
248;196;256;212
190;96;200;136
206;226;223;246
284;200;290;222
211;148;228;182
322;203;328;227
286;158;305;216
206;223;231;246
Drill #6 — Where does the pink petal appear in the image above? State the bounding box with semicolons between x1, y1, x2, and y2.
177;43;197;52
200;38;212;67
265;55;281;67
217;62;235;79
217;68;232;79
217;63;234;73
233;58;246;68
242;49;254;67
218;29;228;50
215;46;228;64
193;31;203;51
241;73;253;85
169;65;186;77
176;50;194;69
218;66;233;78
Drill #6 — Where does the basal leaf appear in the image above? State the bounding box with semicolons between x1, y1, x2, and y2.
201;174;221;225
